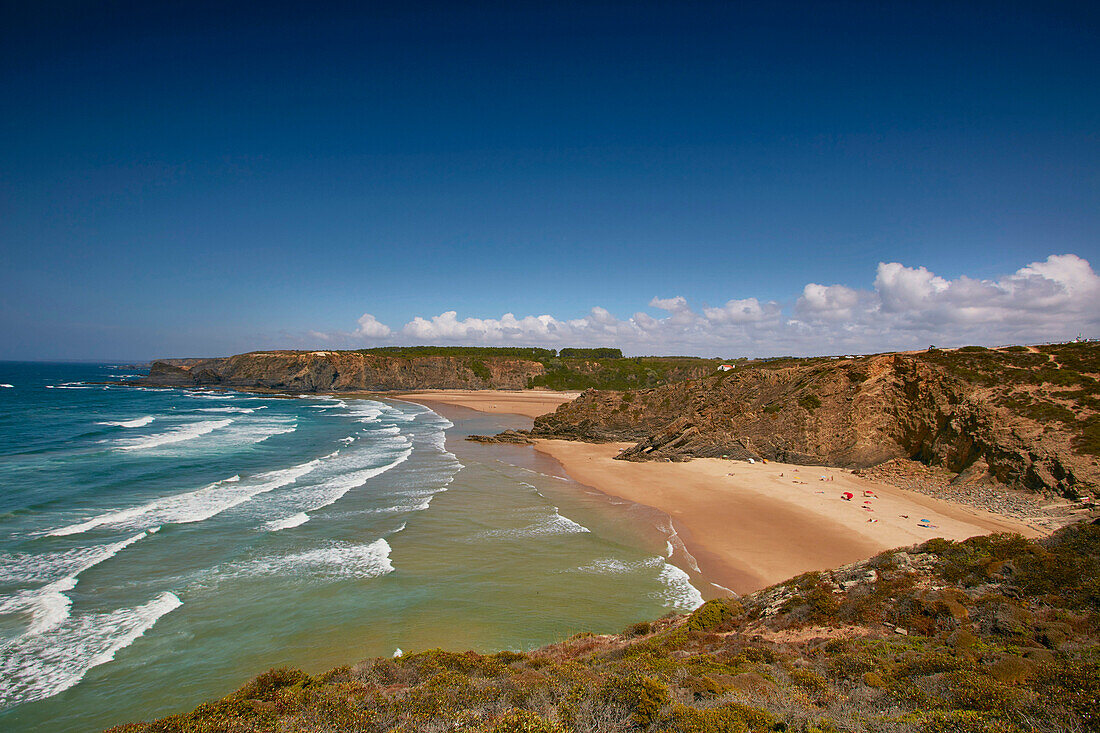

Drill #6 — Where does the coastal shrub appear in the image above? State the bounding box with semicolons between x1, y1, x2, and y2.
942;670;1022;712
491;650;528;665
599;674;670;727
787;668;830;701
912;710;1021;733
958;346;990;352
469;359;492;381
360;346;556;360
239;667;312;699
490;708;566;733
1034;658;1100;731
662;701;776;733
846;368;869;382
559;348;623;359
763;402;783;415
686;599;742;632
624;620;652;637
797;394;821;411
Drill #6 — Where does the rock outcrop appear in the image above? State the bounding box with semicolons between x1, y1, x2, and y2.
143;351;546;392
531;345;1100;497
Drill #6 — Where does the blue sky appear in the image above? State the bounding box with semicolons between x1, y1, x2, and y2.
1;1;1098;360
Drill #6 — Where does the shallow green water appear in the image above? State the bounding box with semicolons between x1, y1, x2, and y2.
0;365;702;732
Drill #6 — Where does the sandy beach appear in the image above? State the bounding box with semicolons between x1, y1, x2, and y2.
393;389;578;418
398;391;1048;597
534;440;1045;596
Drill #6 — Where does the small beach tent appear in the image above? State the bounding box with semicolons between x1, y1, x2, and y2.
841;492;853;500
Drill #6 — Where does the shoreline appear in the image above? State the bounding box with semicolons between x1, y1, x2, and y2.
389;389;578;418
396;391;1050;597
125;382;1056;598
533;440;1046;596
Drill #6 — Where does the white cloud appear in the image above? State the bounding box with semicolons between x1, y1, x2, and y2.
355;313;392;338
874;262;949;313
702;298;777;324
323;254;1100;357
796;284;861;321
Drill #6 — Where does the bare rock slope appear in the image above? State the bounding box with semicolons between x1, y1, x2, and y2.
532;344;1100;497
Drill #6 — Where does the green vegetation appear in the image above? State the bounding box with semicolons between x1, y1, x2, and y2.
916;342;1100;456
797;394;822;412
559;348;624;359
109;520;1100;733
357;346;559;359
469;359;492;381
529;357;719;391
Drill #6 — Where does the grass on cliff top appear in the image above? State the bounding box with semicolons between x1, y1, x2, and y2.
110;521;1100;733
528;357;721;391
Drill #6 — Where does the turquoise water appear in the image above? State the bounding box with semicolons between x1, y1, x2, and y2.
0;363;703;732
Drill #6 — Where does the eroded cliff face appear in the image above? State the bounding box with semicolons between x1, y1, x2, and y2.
532;351;1100;497
143;351;546;391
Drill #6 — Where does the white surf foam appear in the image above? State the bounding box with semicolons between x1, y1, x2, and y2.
347;402;385;423
97;416;155;428
569;556;663;575
114;418;233;451
655;563;705;611
251;438;414;528
263;512;310;532
0;591;182;709
0;383;13;388
480;508;591;540
242;539;393;580
660;519;702;573
50;462;318;536
0;528;152;629
282;448;412;516
197;406;259;413
225;419;298;445
566;555;703;611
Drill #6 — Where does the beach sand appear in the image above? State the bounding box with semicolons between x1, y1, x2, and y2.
533;440;1046;596
393;389;578;418
398;392;1047;598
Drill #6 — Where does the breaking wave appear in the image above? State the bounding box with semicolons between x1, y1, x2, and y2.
0;591;182;709
0;531;152;635
236;539;394;580
50;461;319;536
114;418;233;451
97;416;155;428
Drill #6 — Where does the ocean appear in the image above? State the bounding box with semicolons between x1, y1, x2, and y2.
0;362;703;732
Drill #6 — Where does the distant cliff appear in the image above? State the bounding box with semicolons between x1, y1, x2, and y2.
143;351;546;391
531;344;1100;497
142;349;723;393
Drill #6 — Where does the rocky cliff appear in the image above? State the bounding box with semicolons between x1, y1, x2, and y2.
531;344;1100;497
143;351;546;391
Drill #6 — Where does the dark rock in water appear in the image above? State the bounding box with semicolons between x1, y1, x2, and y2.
466;430;534;445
